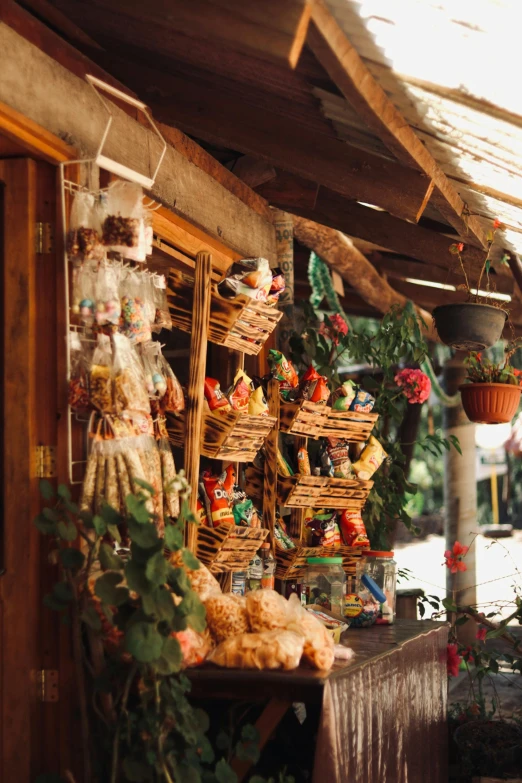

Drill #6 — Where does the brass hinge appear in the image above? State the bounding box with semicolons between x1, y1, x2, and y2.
37;669;59;703
35;445;57;478
35;221;53;254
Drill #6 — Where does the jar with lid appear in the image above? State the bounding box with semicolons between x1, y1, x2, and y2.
302;557;345;616
363;551;397;624
345;567;385;628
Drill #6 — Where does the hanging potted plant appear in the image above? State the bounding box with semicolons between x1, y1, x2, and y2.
433;219;510;350
459;348;522;424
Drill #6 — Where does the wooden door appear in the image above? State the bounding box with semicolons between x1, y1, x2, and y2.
0;158;75;781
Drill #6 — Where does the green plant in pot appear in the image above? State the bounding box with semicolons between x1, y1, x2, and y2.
432;219;510;350
460;347;522;424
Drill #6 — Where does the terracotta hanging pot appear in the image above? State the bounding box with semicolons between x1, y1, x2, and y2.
459;382;521;424
432;303;508;350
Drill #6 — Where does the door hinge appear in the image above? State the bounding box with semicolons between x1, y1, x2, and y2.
35;221;53;254
37;669;59;703
35;445;57;478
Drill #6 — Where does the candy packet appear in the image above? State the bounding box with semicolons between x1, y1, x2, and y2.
218;257;273;302
306;512;341;547
68;331;92;412
349;387;375;413
119;270;152;344
266;266;285;306
151;274;172;332
248;385;269;416
227;369;252;412
89;333;113;413
339;510;370;547
159;355;185;414
71;261;97;326
331;380;357;411
352;435;387;480
67;190;105;262
94;262;121;330
204;377;231;415
267;349;299;400
325;438;353;478
102;180;144;257
141;341;167;398
299;366;330;403
113;333;151;417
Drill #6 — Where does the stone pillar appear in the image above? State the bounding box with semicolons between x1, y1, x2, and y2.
443;357;477;645
273;210;294;355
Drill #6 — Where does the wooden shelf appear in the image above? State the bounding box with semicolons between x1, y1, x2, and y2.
275;544;368;580
196;523;269;573
167;269;283;356
277;474;373;509
279;399;378;441
167;410;277;462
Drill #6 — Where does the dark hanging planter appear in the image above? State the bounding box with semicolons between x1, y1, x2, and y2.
432;302;508;350
459;382;521;424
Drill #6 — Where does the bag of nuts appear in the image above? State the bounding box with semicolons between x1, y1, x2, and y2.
102;180;145;259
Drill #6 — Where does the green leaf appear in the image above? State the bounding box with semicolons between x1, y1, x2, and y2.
167;566;191;596
39;479;55;500
59;547;85;571
125;621;163;662
133;477;155;494
215;759;238;783
100;502;121;527
215;731;231;751
43;507;60;522
95;572;128;606
145;551;168;586
241;724;260;743
81;605;102;631
99;542;124;571
442;597;458;613
34;513;57;535
455;615;469;626
235;741;260;764
485;259;491;274
107;523;122;544
125;560;153;595
142;587;175;622
43;593;69;612
92;515;107;537
164;524;184;551
57;484;71;501
53;581;74;603
56;519;78;542
128;519;159;548
182;549;200;571
156;636;182;673
126;494;152;524
499;253;510;266
122;757;153;782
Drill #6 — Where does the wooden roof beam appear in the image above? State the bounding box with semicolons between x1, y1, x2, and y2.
306;0;489;248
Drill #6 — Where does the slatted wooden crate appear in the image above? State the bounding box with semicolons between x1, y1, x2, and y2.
196;523;269;573
167;269;283;356
277;474;374;509
167;410;277;462
322;409;379;441
279;399;331;438
275;543;368;580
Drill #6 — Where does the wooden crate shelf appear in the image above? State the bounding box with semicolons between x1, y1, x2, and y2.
275;544;368;580
167;410;276;462
167;269;283;356
277;474;373;509
196;523;269;573
279;399;378;441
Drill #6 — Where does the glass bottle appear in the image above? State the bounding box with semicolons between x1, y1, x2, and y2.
260;543;275;590
364;551;397;624
247;551;263;591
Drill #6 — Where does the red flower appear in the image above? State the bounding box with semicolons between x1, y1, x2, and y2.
475;353;482;362
394;368;431;404
447;643;462;677
444;541;469;573
476;627;487;642
493;218;502;230
457;242;465;252
318;314;349;346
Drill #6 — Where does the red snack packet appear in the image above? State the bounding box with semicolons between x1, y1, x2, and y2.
309;375;330;403
201;470;235;528
196;499;209;527
227;377;251;412
339;510;370;547
204;377;231;415
222;464;237;497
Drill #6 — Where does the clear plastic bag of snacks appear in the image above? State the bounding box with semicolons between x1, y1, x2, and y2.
205;593;250;644
112;333;151;417
68;331;93;412
94;262;121;329
72;261;97;326
119;270;152;344
159;355;185;413
141;341;167;398
67;190;105;262
209;629;304;670
286;593;334;670
89;333;113;413
246;589;289;632
151;274;172;332
102;181;144;257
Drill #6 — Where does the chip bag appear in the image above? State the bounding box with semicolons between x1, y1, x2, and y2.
248;385;269;416
267;350;299;400
326;438;353;479
352;436;387;480
204;377;231;415
349;388;375;413
201;469;235;527
339;510;370;547
331;380;357;411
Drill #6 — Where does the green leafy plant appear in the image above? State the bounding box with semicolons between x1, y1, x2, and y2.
34;476;274;783
290;300;460;548
464;345;522;386
449;217;510;303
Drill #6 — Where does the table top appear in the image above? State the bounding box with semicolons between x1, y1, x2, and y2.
187;619;447;704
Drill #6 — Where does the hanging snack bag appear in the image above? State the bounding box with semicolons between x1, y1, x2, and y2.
68;331;92;412
306;511;340;548
266;267;286;307
297;446;311;476
233;498;256;527
160;356;185;414
112;333;151;418
201;469;235;528
274;516;295;550
331;380;357;411
248;385;269;416
119;270;152;344
267;349;299;400
299;366;330;404
204;377;231;415
94;262;121;330
67;190;105;262
151;274;172;332
71;261;97;325
90;334;113;413
277;448;294;477
349;387;375;413
310;375;330;403
227;369;252;412
326;438;353;479
102;180;144;256
339;510;370;547
196;498;209;527
218;258;273;302
141;341;167;398
318;442;334;477
352;435;387;480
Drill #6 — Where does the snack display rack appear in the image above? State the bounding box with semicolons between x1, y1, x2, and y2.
166;409;277;462
276;474;373;510
167;269;283;356
196;524;269;574
275;545;365;580
279;398;378;441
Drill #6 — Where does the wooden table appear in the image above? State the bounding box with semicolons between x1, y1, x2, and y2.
188;619;449;783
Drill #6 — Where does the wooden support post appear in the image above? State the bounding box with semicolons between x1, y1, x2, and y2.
185;251;212;550
443;357;477;645
289;435;307;540
274;209;295;356
264;379;280;550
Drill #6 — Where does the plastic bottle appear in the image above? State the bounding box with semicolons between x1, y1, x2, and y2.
260;543;275;590
231;571;246;596
247;551;263;591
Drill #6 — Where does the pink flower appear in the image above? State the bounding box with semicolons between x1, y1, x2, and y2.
444;541;469;573
447;643;462;677
394;368;431;404
318;314;349;346
476;627;487;642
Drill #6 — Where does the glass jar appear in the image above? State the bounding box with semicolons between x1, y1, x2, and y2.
303;557;345;616
363;550;397;624
344;571;381;628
